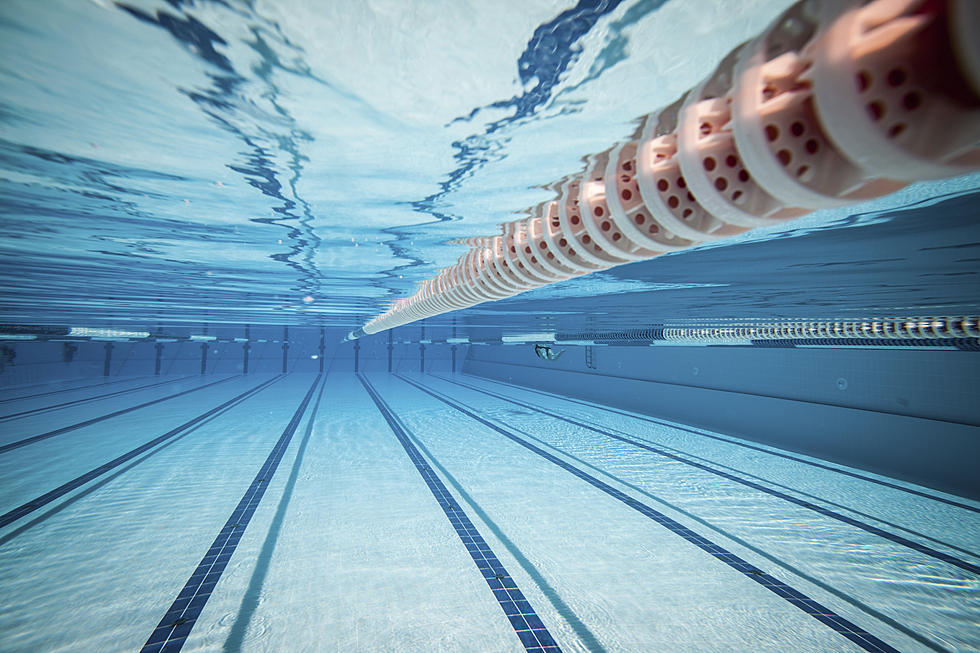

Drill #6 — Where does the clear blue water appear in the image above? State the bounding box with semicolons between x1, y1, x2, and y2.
2;0;977;334
1;1;979;652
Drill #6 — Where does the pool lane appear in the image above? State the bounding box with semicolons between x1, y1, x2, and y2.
443;374;980;548
432;374;979;575
0;375;318;652
414;374;980;653
396;374;904;653
0;375;284;531
0;375;193;421
360;374;562;653
0;376;270;515
1;372;970;652
0;374;240;453
197;373;552;653
365;375;869;652
458;374;980;515
0;375;150;403
140;375;323;653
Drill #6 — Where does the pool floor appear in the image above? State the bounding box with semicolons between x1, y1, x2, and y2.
0;373;977;652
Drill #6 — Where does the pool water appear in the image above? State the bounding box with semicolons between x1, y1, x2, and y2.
1;0;978;651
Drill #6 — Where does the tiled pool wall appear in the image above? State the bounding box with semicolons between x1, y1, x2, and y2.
3;328;977;501
0;325;463;385
465;344;980;501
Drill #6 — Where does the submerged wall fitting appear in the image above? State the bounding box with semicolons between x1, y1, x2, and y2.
350;0;980;339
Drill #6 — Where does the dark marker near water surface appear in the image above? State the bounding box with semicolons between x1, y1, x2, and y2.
534;344;565;362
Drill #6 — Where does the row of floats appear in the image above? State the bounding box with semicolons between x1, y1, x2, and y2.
352;0;980;338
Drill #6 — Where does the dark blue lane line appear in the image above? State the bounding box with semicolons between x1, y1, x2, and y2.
0;375;147;404
0;375;193;421
360;374;562;653
140;375;322;653
399;423;608;653
396;375;900;653
0;375;240;455
436;375;980;577
221;376;328;653
461;374;980;514
414;388;944;653
440;378;979;564
0;375;284;531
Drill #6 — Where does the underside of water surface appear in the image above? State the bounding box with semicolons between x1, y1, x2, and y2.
0;1;978;652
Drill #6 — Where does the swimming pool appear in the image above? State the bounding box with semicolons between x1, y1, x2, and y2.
1;0;978;651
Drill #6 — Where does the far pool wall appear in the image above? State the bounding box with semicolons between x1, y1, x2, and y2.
463;344;980;501
0;324;467;385
336;324;467;374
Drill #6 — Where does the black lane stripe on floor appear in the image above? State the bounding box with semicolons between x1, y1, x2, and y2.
0;375;284;531
437;375;980;577
0;376;146;404
0;375;240;455
360;374;562;653
397;375;900;653
0;375;193;421
460;374;980;514
140;375;322;653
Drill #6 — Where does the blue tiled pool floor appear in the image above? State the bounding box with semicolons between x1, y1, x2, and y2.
0;373;977;652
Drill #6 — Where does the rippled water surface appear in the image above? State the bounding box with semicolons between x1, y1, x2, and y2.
0;0;978;333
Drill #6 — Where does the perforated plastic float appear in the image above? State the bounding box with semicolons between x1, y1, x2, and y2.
349;0;980;340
